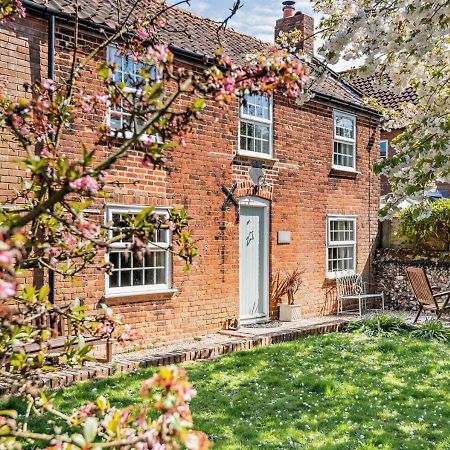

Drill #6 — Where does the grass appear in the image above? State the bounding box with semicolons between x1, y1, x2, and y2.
3;332;450;449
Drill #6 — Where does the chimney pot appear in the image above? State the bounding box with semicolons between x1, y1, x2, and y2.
282;1;296;18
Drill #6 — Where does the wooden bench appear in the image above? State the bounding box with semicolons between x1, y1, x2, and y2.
13;302;112;363
336;272;385;316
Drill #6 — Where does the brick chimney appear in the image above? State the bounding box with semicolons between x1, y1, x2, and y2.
275;1;314;56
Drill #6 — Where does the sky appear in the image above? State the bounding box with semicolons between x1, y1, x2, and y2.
178;0;317;44
174;1;355;71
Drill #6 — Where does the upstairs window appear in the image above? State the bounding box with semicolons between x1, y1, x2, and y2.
239;94;273;158
326;216;357;278
379;140;388;159
106;47;157;135
105;206;172;297
333;111;356;170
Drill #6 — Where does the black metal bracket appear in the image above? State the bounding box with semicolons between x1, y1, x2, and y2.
221;182;238;211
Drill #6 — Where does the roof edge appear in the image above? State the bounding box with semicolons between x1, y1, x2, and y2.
22;0;380;116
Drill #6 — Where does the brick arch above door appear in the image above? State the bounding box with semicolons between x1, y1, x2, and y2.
235;180;273;201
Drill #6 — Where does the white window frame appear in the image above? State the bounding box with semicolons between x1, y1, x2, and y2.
104;205;173;297
238;94;274;159
332;110;357;171
326;215;357;279
106;47;160;141
379;139;388;159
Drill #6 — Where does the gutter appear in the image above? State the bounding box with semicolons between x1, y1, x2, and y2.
313;92;381;117
22;0;118;34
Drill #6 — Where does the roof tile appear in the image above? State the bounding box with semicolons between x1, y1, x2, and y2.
347;74;416;110
27;0;366;108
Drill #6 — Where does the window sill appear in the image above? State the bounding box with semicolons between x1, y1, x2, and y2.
326;270;356;280
235;151;276;163
103;288;178;304
105;131;162;144
329;167;359;179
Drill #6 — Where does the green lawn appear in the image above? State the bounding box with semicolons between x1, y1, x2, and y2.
4;333;450;449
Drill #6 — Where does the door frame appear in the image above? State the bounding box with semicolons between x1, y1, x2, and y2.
239;196;270;324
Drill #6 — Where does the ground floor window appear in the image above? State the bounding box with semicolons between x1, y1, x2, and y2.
326;216;356;277
105;205;171;296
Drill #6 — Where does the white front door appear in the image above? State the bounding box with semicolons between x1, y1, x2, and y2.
239;197;269;323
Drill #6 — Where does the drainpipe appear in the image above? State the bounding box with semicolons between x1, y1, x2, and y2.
48;13;56;306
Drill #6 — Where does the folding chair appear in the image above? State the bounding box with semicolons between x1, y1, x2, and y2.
405;267;450;323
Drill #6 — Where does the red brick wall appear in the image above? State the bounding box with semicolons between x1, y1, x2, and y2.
1;16;380;347
0;15;48;202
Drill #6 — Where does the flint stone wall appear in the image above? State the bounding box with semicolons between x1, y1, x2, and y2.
375;249;450;310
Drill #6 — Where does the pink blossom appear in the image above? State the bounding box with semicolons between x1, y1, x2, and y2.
42;79;54;91
0;247;14;265
69;176;98;195
80;95;93;113
76;221;99;239
142;135;156;146
136;27;149;40
99;322;113;335
119;324;132;341
40;146;52;158
61;231;77;246
0;279;16;299
94;94;108;104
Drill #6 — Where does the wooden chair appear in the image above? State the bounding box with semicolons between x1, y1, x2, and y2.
405;267;450;323
336;272;385;316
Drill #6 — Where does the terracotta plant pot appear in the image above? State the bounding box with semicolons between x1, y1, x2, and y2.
279;304;301;322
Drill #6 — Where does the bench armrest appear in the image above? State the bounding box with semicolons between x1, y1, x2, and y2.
433;290;450;298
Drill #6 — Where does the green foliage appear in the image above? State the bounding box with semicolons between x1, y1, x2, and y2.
397;199;450;250
6;333;449;449
344;314;413;336
346;314;450;343
411;319;450;342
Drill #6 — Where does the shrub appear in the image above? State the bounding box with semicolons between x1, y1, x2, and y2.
397;198;450;251
270;268;303;305
344;314;413;336
411;319;450;342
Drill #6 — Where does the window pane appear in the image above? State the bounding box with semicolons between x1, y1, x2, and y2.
329;219;354;243
379;140;388;158
121;270;131;287
121;252;132;269
145;269;155;285
328;245;355;273
239;120;270;154
155;251;166;267
243;94;270;120
333;141;355;168
335;114;355;139
109;252;120;269
155;269;165;284
110;270;119;288
133;270;143;286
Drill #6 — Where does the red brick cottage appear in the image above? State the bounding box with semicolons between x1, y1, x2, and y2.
0;0;381;345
